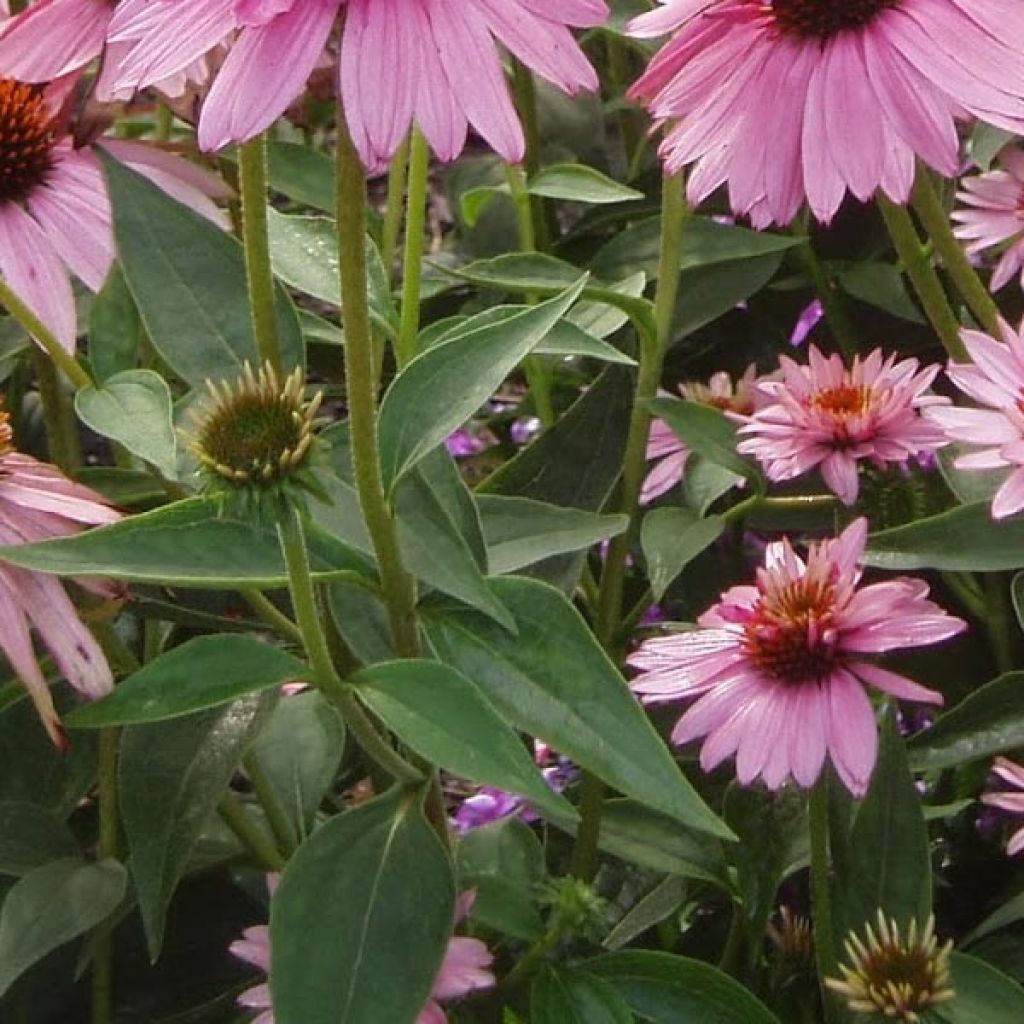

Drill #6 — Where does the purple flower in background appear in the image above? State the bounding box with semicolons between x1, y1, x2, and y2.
445;428;488;458
510;416;542;447
790;300;824;347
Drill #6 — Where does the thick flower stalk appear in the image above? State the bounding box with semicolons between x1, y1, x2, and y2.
105;0;607;165
628;0;1024;226
628;519;965;795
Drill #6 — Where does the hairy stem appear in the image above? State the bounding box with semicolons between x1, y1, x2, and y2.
91;727;120;1024
32;348;82;474
809;778;842;1024
396;129;430;369
218;792;285;872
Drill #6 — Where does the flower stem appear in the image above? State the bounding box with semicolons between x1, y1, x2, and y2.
396;128;430;369
218;792;285;872
571;172;688;882
238;133;282;374
0;279;92;389
380;134;410;281
242;588;304;645
797;235;858;358
983;572;1015;675
91;726;120;1024
605;36;642;176
877;196;968;360
809;777;842;1024
243;750;298;854
911;167;1001;336
511;61;548;251
32;348;82;474
335;105;421;658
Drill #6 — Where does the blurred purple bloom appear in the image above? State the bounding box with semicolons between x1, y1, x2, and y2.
510;416;542;446
445;429;488;458
790;300;824;347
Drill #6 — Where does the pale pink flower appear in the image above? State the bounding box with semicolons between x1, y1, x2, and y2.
628;519;965;796
926;319;1024;519
628;0;1024;227
231;885;494;1024
0;409;121;745
952;147;1024;292
982;757;1024;856
0;77;229;352
736;346;949;506
642;365;760;503
105;0;607;165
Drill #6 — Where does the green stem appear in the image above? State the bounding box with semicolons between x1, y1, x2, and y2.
797;235;858;358
238;134;282;373
877;196;967;360
511;61;548;251
335;104;421;658
244;751;297;854
911;168;1001;336
32;348;81;474
380;134;410;281
571;172;688;882
0;280;92;389
154;103;173;142
242;588;304;645
605;36;642;176
218;793;285;872
984;573;1015;675
498;918;568;993
396;129;430;369
809;777;842;1024
277;505;422;784
91;727;120;1024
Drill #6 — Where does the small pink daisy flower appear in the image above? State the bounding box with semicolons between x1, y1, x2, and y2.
628;519;965;796
0;77;228;352
628;0;1024;227
105;0;607;165
952;147;1024;293
736;346;949;506
642;365;761;503
982;757;1024;856
926;319;1024;519
231;884;494;1024
0;406;121;745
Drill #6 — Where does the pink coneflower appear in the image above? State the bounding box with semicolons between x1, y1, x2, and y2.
926;319;1024;519
628;519;965;796
642;365;760;503
952;148;1024;293
628;0;1024;227
0;406;121;745
105;0;607;165
736;346;948;506
232;884;493;1024
0;77;228;351
982;757;1024;856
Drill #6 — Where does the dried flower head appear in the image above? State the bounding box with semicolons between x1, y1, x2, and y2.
767;907;814;966
826;912;954;1023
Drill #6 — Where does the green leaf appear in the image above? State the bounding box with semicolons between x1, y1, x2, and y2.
425;577;732;840
532;968;635;1024
603;876;689;952
935;953;1024;1024
586;950;781;1023
378;277;587;490
457;818;545;941
264;141;334;212
89;264;140;381
908;672;1024;771
0;859;127;996
100;150;302;387
964;890;1024;948
66;635;311;727
675;253;785;337
120;693;273;959
865;502;1024;571
528;163;645;205
270;787;454;1024
75;369;177;477
249;691;345;838
0;497;373;588
354;659;576;823
838;262;925;323
646;398;763;487
641;509;726;600
0;802;80;876
839;713;931;939
478;495;628;575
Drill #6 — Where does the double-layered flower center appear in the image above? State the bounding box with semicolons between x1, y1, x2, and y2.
767;0;901;40
743;575;839;683
0;79;56;205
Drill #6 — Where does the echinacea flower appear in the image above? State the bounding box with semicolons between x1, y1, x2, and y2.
0;77;228;351
981;756;1024;856
0;405;121;745
628;519;965;795
642;365;760;503
926;319;1024;519
953;147;1024;293
231;884;493;1024
106;0;607;166
628;0;1024;227
736;346;949;506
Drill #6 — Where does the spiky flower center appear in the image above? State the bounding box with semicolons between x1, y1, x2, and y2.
190;363;320;487
767;0;902;40
0;79;56;205
811;384;872;418
768;907;814;963
827;913;954;1023
743;573;839;683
